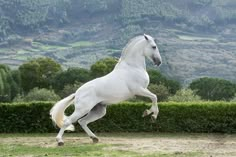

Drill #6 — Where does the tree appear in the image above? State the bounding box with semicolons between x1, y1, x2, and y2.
19;57;62;93
90;57;117;78
148;69;181;94
58;83;82;98
148;84;170;102
53;67;90;92
189;77;236;101
0;64;20;102
135;83;170;102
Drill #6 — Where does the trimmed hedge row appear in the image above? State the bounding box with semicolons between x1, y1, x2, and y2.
0;102;236;133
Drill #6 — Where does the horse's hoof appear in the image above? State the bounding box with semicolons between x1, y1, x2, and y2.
58;142;64;146
91;137;99;143
142;109;151;117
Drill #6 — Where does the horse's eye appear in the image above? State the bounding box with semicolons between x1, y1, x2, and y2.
152;46;157;50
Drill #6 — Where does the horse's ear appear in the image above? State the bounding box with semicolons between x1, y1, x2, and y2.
144;34;149;41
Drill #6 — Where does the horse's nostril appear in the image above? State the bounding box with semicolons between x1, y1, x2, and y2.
152;57;161;66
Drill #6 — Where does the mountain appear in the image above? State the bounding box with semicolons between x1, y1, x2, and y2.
0;0;236;84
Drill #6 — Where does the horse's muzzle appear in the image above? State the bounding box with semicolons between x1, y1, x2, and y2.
152;57;162;67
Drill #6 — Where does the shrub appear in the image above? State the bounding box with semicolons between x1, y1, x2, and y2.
14;88;60;102
148;84;170;102
0;101;236;133
168;89;201;102
231;94;236;102
58;83;82;98
134;84;170;102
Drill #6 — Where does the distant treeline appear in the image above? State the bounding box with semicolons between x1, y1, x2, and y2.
1;0;236;41
0;57;180;102
0;57;236;103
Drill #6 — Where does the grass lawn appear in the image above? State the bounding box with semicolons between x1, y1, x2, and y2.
1;133;235;157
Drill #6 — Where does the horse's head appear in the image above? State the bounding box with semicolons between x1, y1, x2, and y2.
143;34;162;67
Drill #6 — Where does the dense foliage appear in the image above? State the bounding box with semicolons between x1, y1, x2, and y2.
231;94;236;102
0;0;70;41
53;67;90;92
2;57;236;102
0;64;20;102
19;57;62;93
0;101;236;133
168;89;201;102
14;88;60;102
189;77;236;101
1;0;236;41
90;57;118;78
148;69;181;94
1;57;181;102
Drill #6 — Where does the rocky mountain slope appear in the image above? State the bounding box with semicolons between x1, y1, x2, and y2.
0;0;235;84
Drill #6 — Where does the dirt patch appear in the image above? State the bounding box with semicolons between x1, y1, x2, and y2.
102;134;236;157
1;133;236;157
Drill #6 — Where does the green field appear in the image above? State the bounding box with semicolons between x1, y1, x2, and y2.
177;35;218;42
1;133;236;157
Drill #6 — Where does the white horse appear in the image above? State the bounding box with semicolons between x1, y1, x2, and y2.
50;34;162;146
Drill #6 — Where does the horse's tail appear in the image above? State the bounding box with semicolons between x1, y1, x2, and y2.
50;93;75;131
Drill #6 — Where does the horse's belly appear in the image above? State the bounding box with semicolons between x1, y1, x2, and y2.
96;81;133;104
100;89;133;104
102;95;132;105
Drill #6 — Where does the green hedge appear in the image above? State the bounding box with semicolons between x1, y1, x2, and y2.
0;102;236;133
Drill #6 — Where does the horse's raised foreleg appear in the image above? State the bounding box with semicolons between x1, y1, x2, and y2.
78;103;107;143
136;88;158;122
56;108;90;146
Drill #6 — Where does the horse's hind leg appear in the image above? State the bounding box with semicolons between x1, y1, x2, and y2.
78;103;107;143
56;107;90;146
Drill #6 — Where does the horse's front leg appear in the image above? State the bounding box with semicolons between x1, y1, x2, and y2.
136;88;159;122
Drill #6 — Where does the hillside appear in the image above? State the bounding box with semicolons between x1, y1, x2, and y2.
0;0;236;84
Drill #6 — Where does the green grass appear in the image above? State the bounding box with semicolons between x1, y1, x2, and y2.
1;143;121;157
70;41;95;48
0;133;203;157
0;143;200;157
0;48;10;54
30;41;94;52
32;42;69;51
16;50;30;55
177;35;218;42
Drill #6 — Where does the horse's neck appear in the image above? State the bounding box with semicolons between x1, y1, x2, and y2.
117;43;146;70
123;53;146;69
